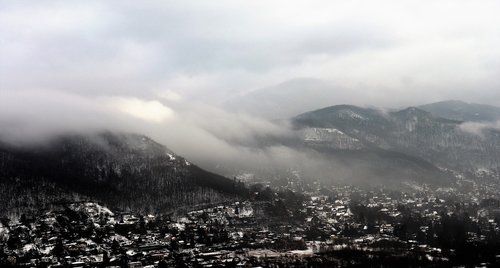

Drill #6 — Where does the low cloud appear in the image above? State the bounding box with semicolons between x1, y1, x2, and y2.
0;89;340;183
0;89;482;186
106;97;175;123
157;90;183;102
0;89;296;174
459;121;500;137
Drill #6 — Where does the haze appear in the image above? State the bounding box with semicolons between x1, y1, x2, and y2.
1;0;500;173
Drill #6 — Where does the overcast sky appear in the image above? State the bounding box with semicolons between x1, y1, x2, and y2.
2;0;500;104
1;0;500;160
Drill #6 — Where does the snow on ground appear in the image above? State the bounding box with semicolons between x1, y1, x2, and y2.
247;249;280;258
288;248;314;256
338;109;365;120
166;153;176;160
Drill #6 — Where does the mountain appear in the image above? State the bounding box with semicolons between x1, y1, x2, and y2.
0;132;246;216
292;105;500;182
419;100;500;122
223;78;345;119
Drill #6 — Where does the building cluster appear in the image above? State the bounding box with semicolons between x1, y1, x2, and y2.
2;179;500;267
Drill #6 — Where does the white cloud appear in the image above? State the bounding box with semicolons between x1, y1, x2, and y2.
157;90;183;102
459;121;500;137
106;97;175;123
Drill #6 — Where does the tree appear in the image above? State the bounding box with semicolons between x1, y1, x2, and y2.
52;239;66;257
20;214;28;227
0;218;10;230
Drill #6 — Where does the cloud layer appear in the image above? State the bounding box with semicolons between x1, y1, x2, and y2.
1;0;500;179
2;0;500;106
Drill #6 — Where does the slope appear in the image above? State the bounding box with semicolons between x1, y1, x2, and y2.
293;105;500;182
419;100;500;122
0;132;247;216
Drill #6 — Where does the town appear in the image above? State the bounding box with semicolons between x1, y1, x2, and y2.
2;177;500;267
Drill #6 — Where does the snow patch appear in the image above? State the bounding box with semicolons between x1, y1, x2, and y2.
166;153;176;160
338;109;365;120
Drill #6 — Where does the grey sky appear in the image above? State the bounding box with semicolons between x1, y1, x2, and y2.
1;0;500;170
2;0;500;105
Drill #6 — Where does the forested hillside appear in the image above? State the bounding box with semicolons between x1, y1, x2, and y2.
0;133;247;217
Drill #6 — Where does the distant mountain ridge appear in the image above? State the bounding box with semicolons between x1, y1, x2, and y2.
293;103;500;177
223;78;344;119
224;77;500;122
419;100;500;122
0;132;246;216
217;100;500;187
